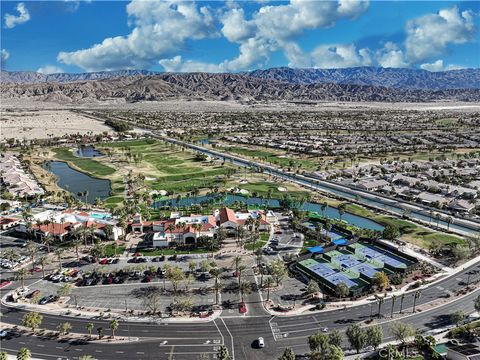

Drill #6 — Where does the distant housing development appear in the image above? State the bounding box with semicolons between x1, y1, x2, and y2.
1;153;44;198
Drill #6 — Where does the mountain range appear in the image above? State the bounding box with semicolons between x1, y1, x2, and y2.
1;67;479;104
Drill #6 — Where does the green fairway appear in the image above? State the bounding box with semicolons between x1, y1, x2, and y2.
53;148;116;177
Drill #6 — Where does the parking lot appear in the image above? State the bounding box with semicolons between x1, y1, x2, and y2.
17;253;257;315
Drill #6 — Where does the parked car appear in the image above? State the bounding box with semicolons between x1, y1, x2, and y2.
99;258;109;265
39;295;58;305
257;337;265;348
0;330;8;338
0;281;12;288
29;266;42;273
17;287;30;297
26;290;40;299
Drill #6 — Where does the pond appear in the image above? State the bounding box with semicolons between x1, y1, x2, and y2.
171;141;478;235
75;145;104;158
153;194;384;231
43;161;111;204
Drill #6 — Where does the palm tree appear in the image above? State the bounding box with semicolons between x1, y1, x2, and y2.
210;268;223;305
377;297;385;318
109;319;119;339
16;268;29;289
391;295;397;318
72;240;82;262
54;248;64;271
167;223;175;242
239;281;251;303
43;234;54;253
25;241;37;271
237;264;246;285
321;202;328;218
399;294;405;314
38;256;48;278
413;291;421;313
86;323;94;338
338;203;346;222
232;256;242;276
264;276;274;302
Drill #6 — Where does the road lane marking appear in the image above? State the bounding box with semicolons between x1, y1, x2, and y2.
221;318;235;360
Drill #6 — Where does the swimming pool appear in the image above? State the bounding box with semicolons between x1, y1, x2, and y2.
90;213;112;220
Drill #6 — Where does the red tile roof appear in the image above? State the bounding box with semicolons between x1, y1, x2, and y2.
219;208;236;224
33;222;73;236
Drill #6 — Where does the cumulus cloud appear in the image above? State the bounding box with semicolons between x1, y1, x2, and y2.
37;65;64;74
420;59;464;72
58;0;218;71
376;42;409;68
220;7;255;43
308;44;373;68
1;49;10;69
160;0;370;72
4;2;30;29
405;6;476;62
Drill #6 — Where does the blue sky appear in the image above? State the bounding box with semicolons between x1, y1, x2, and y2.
1;1;479;74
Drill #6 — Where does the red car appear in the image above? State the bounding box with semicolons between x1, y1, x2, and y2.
0;281;12;289
99;258;109;265
29;267;41;273
26;290;40;299
239;302;247;314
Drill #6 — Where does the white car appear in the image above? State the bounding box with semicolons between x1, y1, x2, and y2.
0;329;8;338
17;287;30;297
321;327;328;333
258;337;265;348
263;247;273;254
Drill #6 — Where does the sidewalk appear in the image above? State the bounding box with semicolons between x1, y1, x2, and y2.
1;293;223;324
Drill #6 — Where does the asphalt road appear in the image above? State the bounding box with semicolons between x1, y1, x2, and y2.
2;260;480;359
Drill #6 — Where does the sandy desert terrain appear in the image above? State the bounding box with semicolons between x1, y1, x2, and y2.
0;109;115;140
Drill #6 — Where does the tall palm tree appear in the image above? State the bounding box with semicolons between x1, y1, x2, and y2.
232;256;242;276
413;291;421;313
264;276;274;302
38;256;48;278
25;241;38;271
54;248;64;271
237;264;247;285
239;281;251;303
209;268;223;305
43;234;54;253
72;240;82;263
16;268;29;289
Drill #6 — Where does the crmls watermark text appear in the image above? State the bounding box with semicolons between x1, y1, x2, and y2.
379;347;410;359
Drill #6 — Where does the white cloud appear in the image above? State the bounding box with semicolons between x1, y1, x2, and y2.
420;59;465;72
37;65;64;75
1;49;10;69
376;42;409;68
405;6;476;63
220;7;255;43
4;2;30;29
161;0;370;72
58;0;218;71
309;44;373;68
159;56;224;73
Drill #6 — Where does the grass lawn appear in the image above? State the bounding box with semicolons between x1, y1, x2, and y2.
244;232;270;251
103;244;126;257
53;148;116;177
140;248;211;255
238;181;310;199
100;139;236;195
345;203;464;248
218;145;319;170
